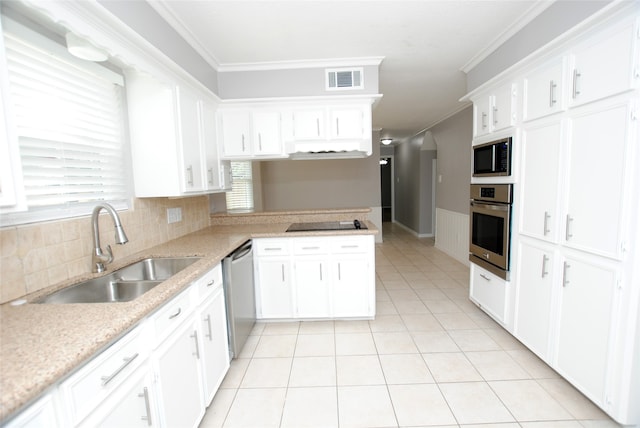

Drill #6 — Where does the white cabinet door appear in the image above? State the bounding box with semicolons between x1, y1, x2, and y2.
4;393;60;428
252;111;282;155
154;318;204;428
492;83;516;131
555;254;618;406
330;107;364;139
294;258;330;318
519;119;563;242
198;287;230;405
473;96;492;137
256;258;293;318
514;241;555;361
469;263;510;326
569;19;637;107
564;98;632;259
80;367;155;428
201;98;222;191
177;84;205;192
523;58;565;121
220;110;251;157
293;109;325;140
332;256;370;317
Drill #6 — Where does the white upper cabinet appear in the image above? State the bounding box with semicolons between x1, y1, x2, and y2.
568;17;638;107
218;108;285;159
522;57;566;122
126;70;225;197
292;108;326;140
472;83;516;137
330;107;365;139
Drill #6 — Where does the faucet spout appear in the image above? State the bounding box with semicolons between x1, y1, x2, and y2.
92;203;129;273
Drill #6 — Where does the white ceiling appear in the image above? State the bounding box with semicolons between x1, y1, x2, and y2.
152;1;547;143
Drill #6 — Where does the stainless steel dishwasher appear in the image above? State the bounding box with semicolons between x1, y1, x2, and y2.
222;240;256;359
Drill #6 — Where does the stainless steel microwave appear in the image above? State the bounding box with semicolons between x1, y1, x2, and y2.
473;137;512;177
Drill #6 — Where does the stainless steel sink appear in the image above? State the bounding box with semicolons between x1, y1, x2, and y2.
35;257;202;304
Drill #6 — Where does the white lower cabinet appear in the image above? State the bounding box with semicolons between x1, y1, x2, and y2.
514;240;555;361
153;314;203;428
554;252;619;407
197;285;230;405
79;367;156;428
254;235;375;319
469;263;510;326
3;393;61;428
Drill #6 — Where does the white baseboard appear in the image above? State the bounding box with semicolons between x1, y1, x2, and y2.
391;220;434;239
435;208;470;266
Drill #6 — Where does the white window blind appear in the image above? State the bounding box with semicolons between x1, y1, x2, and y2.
225;161;254;211
2;17;129;223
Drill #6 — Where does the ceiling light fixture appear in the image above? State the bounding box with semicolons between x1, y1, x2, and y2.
381;138;393;145
65;32;108;62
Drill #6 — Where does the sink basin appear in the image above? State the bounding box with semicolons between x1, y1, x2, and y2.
35;257;202;304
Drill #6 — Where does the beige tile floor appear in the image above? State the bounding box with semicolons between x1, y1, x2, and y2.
200;223;622;428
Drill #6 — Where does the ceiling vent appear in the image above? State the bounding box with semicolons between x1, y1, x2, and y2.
326;68;363;90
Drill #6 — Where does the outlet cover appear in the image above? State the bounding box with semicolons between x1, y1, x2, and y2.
167;207;182;224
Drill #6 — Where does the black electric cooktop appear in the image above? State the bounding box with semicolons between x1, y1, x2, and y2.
286;220;367;232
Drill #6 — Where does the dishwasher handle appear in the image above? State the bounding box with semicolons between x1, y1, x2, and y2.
230;241;252;261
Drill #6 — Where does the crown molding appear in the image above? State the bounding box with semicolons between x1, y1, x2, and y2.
460;0;556;73
218;57;385;73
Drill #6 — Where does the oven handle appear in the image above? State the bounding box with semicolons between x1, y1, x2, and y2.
470;201;510;212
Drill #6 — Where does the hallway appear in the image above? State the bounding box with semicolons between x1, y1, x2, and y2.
199;222;620;427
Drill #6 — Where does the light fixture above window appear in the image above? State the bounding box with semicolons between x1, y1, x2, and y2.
65;32;108;62
381;138;393;145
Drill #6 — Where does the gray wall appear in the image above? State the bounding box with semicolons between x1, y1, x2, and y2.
259;130;381;211
467;0;611;91
219;65;379;99
392;134;436;236
431;106;472;215
98;0;219;93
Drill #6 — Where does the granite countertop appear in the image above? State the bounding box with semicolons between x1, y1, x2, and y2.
0;221;377;421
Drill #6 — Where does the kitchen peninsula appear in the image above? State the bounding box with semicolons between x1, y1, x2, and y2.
0;208;377;424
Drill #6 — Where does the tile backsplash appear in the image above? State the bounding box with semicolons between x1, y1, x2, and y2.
0;196;211;304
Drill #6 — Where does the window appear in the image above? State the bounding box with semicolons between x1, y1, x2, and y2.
1;16;129;224
225;161;254;211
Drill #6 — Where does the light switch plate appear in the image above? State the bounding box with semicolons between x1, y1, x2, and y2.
167;207;182;224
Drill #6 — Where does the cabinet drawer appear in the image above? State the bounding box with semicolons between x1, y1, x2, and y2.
469;264;509;325
152;289;193;342
195;263;223;301
331;236;371;253
60;325;148;425
293;238;330;255
255;238;291;256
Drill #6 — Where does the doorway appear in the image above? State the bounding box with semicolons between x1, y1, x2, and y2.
380;156;393;222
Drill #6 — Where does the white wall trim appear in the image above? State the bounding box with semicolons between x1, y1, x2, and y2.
393;220;434;239
435;208;470;266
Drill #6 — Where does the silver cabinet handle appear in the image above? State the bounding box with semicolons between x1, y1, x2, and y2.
562;261;570;287
138;386;153;426
206;279;215;287
341;245;359;249
191;331;200;359
543;211;551;236
101;353;139;386
492;106;498;125
168;307;182;319
186;165;193;186
565;215;574;240
338;262;341;281
207;168;214;185
241;134;246;152
319;263;323;281
258;133;262;151
302;246;320;250
264;247;283;251
541;254;549;278
549;80;557;107
336;118;340;136
316;118;320;136
572;69;581;99
204;314;213;341
281;263;285;282
481;112;487;129
479;273;491;281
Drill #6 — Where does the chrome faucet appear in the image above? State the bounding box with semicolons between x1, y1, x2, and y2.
92;203;129;273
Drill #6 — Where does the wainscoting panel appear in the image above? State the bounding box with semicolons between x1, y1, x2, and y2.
435;208;469;266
